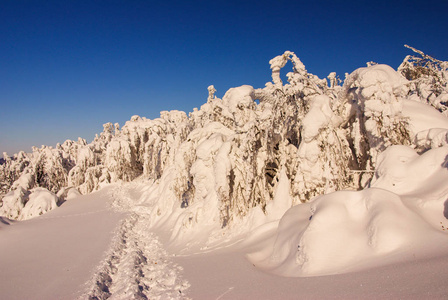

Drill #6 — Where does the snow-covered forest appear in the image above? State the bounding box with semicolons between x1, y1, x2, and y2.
2;46;448;297
2;46;447;222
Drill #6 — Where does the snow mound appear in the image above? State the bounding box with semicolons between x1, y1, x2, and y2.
20;188;58;220
371;145;448;194
403;100;448;135
66;187;82;200
248;145;448;276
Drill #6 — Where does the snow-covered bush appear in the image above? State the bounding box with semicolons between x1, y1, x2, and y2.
0;136;86;218
0;187;29;219
0;151;31;197
20;187;58;220
33;147;69;193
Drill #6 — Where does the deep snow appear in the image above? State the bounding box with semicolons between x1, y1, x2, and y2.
2;177;448;299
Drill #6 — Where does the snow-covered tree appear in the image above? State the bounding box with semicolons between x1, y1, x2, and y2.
2;47;447;226
398;45;448;115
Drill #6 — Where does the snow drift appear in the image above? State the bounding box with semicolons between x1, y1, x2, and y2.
247;145;448;276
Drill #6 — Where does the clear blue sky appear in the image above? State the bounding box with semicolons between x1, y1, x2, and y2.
1;0;447;155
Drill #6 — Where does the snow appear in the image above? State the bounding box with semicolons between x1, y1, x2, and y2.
2;171;448;298
403;99;448;148
178;248;448;299
6;178;447;298
0;186;124;299
222;85;255;114
2;47;448;298
301;95;334;142
265;168;293;221
20;187;58;220
66;187;82;200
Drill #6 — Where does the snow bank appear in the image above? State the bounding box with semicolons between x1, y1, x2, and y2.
403;100;448;134
248;145;448;276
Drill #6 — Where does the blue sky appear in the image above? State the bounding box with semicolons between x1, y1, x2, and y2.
1;0;447;155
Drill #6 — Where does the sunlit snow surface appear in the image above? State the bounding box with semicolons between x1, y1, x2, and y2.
0;187;124;299
247;145;448;276
2;152;448;298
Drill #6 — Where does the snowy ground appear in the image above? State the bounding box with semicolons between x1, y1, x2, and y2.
177;248;448;299
2;177;448;299
0;186;124;299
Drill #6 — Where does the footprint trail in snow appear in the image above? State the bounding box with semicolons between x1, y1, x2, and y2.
83;184;190;299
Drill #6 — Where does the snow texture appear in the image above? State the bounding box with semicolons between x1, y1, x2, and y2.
83;184;190;299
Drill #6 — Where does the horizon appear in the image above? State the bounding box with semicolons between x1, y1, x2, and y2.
1;0;447;155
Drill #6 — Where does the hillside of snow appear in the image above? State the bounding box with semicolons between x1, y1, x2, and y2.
1;46;448;298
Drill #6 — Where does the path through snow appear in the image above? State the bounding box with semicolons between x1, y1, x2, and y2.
82;183;190;299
